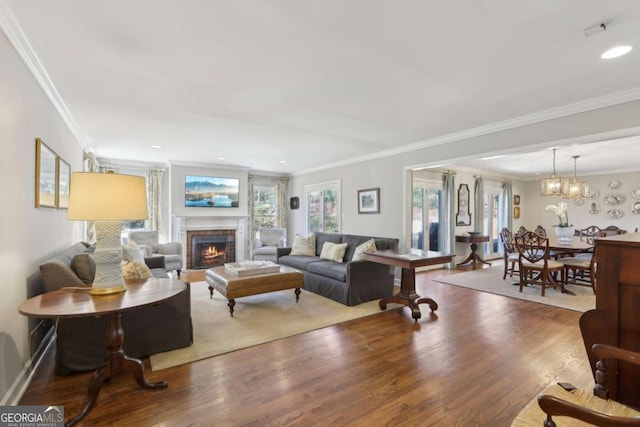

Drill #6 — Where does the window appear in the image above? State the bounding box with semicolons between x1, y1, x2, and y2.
253;184;276;229
305;180;340;234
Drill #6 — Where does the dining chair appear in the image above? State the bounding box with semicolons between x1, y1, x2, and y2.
560;243;597;294
516;225;527;237
535;225;547;237
602;225;627;236
515;231;565;296
499;228;519;279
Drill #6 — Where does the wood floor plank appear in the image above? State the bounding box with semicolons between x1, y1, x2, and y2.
19;267;593;426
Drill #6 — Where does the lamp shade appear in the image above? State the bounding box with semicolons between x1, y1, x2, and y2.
68;172;148;221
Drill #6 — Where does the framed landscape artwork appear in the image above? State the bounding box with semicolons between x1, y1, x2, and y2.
35;138;57;208
358;188;380;214
57;157;71;209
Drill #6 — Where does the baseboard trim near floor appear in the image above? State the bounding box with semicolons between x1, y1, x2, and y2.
1;327;54;405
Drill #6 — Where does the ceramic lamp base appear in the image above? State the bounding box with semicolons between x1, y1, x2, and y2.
92;221;127;295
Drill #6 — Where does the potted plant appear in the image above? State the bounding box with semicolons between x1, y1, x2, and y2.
544;201;574;241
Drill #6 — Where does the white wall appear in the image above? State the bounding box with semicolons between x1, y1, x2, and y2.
523;171;640;233
0;30;84;401
289;99;640;257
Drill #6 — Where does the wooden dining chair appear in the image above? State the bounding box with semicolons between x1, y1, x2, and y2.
561;244;597;294
500;228;519;279
602;225;627;236
535;225;547;237
516;225;528;237
515;231;565;296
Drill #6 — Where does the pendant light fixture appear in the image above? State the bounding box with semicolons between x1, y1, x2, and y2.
540;148;569;197
563;155;590;200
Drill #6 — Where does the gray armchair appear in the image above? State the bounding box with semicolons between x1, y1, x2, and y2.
252;228;287;262
129;230;183;275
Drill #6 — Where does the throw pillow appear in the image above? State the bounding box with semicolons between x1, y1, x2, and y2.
40;261;85;292
351;239;377;261
121;260;152;281
320;242;348;263
122;241;145;263
71;253;96;284
290;234;316;256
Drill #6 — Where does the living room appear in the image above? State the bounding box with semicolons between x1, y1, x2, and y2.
2;1;640;425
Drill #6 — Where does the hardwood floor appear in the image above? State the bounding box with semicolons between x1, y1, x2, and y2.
20;267;593;426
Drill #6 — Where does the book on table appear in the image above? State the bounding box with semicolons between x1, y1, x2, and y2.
224;261;280;277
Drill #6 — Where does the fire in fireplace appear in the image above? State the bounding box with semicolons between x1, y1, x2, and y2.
188;230;236;269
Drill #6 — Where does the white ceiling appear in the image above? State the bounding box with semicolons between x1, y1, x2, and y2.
2;0;640;175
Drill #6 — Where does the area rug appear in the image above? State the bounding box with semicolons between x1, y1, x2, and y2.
149;282;393;371
433;266;595;312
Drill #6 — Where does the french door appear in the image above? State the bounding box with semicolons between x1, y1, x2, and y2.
482;187;503;259
412;179;443;251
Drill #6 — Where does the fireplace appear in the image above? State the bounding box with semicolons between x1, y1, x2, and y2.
187;230;236;269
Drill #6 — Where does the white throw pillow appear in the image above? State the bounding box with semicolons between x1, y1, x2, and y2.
122;241;145;263
290;234;316;256
351;239;377;261
320;242;348;263
121;260;152;281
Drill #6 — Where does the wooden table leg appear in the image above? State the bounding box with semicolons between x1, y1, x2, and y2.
379;267;438;321
67;313;168;426
456;242;492;269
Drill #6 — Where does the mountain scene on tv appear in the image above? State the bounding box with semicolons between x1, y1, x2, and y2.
185;175;239;207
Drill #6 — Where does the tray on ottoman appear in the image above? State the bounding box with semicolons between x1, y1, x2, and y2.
224;260;280;277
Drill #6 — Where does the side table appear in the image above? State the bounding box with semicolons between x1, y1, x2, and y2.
364;249;454;321
19;278;186;426
456;234;491;269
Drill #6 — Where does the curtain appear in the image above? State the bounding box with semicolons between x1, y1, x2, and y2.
441;172;456;269
274;176;289;229
474;176;485;258
146;168;165;231
247;175;256;259
502;181;513;232
83;152;100;244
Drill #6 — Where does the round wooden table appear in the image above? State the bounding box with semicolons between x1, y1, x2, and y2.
19;278;187;426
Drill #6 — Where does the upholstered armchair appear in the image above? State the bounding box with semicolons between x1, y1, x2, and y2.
253;228;287;262
129;230;183;275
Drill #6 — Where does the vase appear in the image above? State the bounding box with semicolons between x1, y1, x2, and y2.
554;226;575;242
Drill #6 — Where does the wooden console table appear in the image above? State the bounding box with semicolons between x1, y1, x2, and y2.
19;278;187;426
456;234;491;269
364;249;454;321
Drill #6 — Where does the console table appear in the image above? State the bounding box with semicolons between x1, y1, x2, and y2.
456;234;491;269
364;249;454;321
19;278;186;426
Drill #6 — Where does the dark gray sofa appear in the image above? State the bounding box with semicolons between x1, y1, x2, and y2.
277;232;399;306
38;242;193;375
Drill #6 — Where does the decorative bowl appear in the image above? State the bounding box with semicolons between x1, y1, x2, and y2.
467;231;481;236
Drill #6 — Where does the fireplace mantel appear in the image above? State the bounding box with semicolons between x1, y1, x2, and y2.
172;216;248;266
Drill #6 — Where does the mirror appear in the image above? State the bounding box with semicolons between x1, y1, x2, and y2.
456;184;471;226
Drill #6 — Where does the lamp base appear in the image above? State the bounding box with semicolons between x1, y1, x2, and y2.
92;221;127;296
90;285;127;296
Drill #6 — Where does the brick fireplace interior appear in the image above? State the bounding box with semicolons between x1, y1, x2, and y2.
187;229;236;269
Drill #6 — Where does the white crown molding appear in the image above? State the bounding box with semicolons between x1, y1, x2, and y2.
169;159;251;172
294;88;640;176
0;1;87;151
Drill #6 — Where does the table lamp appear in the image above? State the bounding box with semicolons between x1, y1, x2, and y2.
68;172;148;295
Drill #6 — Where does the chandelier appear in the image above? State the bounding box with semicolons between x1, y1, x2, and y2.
563;155;590;200
539;148;568;197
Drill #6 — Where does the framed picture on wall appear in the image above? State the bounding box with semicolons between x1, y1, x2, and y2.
57;157;71;209
358;188;380;214
514;206;521;219
514;195;521;205
35;138;57;208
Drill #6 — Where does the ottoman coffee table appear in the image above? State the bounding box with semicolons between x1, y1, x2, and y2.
205;265;304;317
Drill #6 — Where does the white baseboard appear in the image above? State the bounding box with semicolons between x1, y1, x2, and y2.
1;328;54;405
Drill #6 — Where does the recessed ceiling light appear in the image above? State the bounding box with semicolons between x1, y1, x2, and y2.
217;157;225;160
279;160;287;164
601;45;632;59
151;145;162;149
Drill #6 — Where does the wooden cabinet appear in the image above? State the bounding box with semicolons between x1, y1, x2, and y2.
581;233;640;408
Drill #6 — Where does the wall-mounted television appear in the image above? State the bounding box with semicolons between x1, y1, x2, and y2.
185;175;240;207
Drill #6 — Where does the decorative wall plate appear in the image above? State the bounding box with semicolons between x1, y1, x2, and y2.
574;198;585;206
587;190;599;199
632;188;640;199
608;180;621;189
604;193;625;205
607;209;624;219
